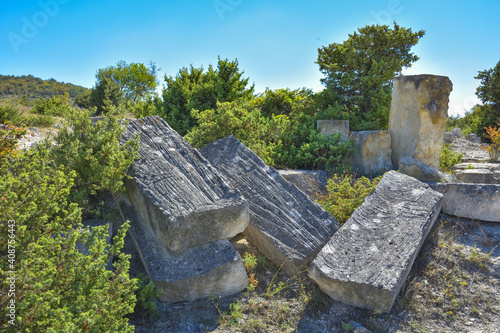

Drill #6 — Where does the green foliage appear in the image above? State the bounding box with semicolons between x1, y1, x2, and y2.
317;173;382;224
243;253;258;271
132;96;163;119
186;100;281;165
439;144;463;171
31;92;72;117
89;76;124;115
0;123;26;158
0;105;24;125
97;61;159;105
0;74;90;100
317;22;424;130
132;273;161;321
255;87;315;118
161;57;254;136
0;147;137;332
48;108;140;216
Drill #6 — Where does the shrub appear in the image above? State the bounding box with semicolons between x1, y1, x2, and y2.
482;119;500;161
0;147;137;332
0;123;26;158
132;273;161;321
439;144;463;171
48;108;140;217
31;93;72;117
317;173;382;224
0;105;25;126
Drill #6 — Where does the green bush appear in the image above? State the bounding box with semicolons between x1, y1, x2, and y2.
439;144;463;171
132;272;161;321
0;147;137;332
31;93;72;117
317;173;382;224
24;114;56;127
0;105;24;126
48;108;140;217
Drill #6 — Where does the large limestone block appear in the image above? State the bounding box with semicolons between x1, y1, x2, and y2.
116;195;248;302
200;136;340;276
309;171;443;312
389;75;453;169
452;163;500;184
121;117;249;254
398;156;441;182
350;130;393;177
317;119;350;142
428;183;500;222
277;169;328;197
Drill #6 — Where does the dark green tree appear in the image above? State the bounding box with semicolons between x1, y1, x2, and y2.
317;22;425;130
161;56;254;136
255;88;315;118
89;76;123;115
472;59;500;138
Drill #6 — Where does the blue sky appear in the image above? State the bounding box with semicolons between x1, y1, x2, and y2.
1;0;499;116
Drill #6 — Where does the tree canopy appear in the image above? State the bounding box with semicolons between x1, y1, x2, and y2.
317;22;425;130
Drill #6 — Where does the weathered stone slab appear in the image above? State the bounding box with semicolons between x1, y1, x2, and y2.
428;183;500;222
350;130;393;177
309;171;443;312
121;117;249;254
317;119;349;142
200;136;340;276
451;163;500;184
115;195;248;302
277;169;328;197
389;75;453;169
398;156;441;182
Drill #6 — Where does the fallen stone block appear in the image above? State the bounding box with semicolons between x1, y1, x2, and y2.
389;75;453;169
309;171;443;312
451;163;500;184
349;130;393;177
450;128;463;138
465;133;481;144
398;156;441;182
428;183;500;222
444;132;454;144
200;135;340;276
121;116;249;254
277;169;328;197
317;119;350;142
115;195;248;302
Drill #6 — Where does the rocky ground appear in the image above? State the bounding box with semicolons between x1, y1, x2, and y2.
450;138;490;162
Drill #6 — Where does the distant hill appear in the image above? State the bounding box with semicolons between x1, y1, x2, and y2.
0;74;90;100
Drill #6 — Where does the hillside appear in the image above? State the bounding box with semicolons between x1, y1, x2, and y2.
0;74;90;100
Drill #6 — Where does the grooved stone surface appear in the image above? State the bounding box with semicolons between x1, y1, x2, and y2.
115;195;248;302
309;171;443;312
200;135;340;276
121;117;249;254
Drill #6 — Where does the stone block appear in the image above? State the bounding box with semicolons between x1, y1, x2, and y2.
465;133;481;144
398;156;441;182
389;75;453;169
115;195;248;302
349;130;393;177
121;117;249;254
451;163;500;184
317;119;350;142
444;132;454;144
277;169;328;197
450;128;463;138
309;171;443;312
428;183;500;222
200;135;340;276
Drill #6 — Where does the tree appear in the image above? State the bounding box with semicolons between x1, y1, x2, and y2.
472;59;500;138
89;76;123;115
96;61;159;105
317;22;425;130
255;88;315;118
161;56;254;136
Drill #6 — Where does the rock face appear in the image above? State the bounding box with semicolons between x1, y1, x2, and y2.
398;156;442;182
200;135;340;276
428;183;500;222
309;171;443;312
277;169;328;197
349;130;393;177
115;195;248;302
451;163;500;184
389;75;453;169
121;117;249;254
317;119;350;142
